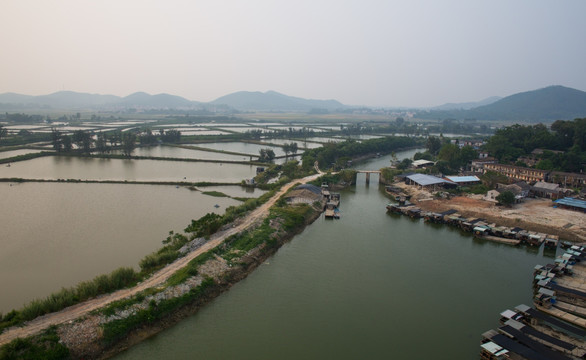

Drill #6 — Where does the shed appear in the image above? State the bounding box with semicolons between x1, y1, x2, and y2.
444;175;481;186
411;159;435;168
531;181;563;199
405;174;456;190
554;197;586;213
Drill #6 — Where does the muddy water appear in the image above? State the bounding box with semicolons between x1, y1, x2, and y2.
0;156;256;183
0;182;239;312
114;149;556;359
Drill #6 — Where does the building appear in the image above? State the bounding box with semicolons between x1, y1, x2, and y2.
550;171;586;189
405;174;456;191
530;181;565;199
484;182;529;203
555;197;586;212
444;175;481;186
285;184;323;205
483;163;548;183
484;189;501;202
411;159;435;169
471;157;497;173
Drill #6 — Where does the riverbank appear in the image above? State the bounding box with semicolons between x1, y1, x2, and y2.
390;182;586;242
89;199;325;360
0;173;325;359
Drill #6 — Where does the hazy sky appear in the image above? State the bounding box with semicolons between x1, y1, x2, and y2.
1;0;585;107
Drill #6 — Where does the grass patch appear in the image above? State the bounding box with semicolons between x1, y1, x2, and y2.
0;325;69;360
202;191;228;197
0;267;139;334
166;252;215;287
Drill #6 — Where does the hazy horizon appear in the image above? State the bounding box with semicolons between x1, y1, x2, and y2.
1;0;585;108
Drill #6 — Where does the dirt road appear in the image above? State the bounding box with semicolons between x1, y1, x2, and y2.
0;173;321;346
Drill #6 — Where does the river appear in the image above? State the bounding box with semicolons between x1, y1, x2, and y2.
113;149;556;359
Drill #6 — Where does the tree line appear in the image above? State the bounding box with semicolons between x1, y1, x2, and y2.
483;118;586;172
302;136;418;171
50;128;181;156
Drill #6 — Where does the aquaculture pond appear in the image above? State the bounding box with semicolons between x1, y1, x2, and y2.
0;182;239;312
0;156;256;183
111;145;251;162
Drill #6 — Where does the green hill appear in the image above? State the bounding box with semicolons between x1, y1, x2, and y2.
418;85;586;122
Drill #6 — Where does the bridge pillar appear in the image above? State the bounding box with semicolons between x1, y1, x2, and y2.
365;172;370;184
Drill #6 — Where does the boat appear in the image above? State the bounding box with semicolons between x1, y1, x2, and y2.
544;235;559;250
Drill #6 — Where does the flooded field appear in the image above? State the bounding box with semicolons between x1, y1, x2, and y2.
0;156;256;182
0;182;239;312
111;145;252;162
194;141;288;157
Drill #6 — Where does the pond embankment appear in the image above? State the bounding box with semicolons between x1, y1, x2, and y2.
63;199;326;359
0;173;328;359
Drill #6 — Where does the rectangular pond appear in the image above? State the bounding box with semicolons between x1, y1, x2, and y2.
111;145;252;162
194;141;287;157
0;156;257;183
0;182;240;312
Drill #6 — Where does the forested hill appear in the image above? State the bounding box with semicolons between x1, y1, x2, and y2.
210;90;346;112
418;86;586;122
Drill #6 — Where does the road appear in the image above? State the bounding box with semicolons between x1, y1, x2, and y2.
0;172;322;346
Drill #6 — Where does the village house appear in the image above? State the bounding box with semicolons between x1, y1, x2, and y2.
484;182;530;203
530;181;567;199
470;157;497;173
550;171;586;189
483;163;548;183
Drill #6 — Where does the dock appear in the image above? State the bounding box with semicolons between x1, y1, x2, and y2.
386;201;563;248
480;246;586;359
323;186;340;219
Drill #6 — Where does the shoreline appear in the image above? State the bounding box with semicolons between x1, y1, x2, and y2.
94;202;325;360
0;173;326;359
414;198;585;243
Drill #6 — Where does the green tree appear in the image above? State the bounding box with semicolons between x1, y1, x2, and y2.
459;145;477;166
96;133;109;153
0;125;8;144
62;135;72;152
396;158;412;170
50;128;62;152
438;143;461;170
481;171;509;189
72;130;92;154
496;190;515;207
426;136;442;155
282;143;291;158
259;148;275;162
121;132;137;156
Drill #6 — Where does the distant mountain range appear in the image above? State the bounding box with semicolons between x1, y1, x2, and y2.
210;90;345;112
0;90;344;112
1;85;585;121
430;96;502;111
0;91;200;111
418;86;586;122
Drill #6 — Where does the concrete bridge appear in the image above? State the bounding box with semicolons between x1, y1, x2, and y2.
355;170;381;184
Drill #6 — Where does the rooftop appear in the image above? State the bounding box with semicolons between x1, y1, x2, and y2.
555;197;586;210
445;175;480;183
407;174;454;187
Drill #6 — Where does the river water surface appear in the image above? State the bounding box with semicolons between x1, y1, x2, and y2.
114;150;556;359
